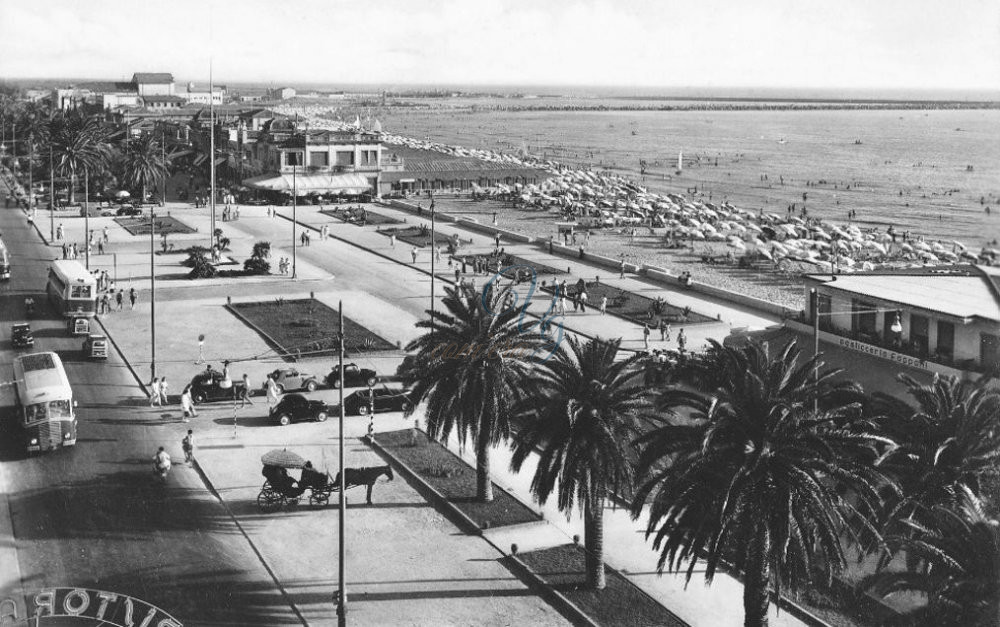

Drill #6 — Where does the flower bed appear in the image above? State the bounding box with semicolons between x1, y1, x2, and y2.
517;544;689;627
381;226;456;248
542;281;714;326
115;215;195;236
320;208;401;226
375;428;540;529
229;298;396;359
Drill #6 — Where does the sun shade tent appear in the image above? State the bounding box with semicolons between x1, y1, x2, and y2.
243;172;371;196
260;448;306;468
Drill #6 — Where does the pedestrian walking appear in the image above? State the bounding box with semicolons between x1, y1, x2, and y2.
72;243;78;259
579;290;588;313
619;258;626;279
101;293;111;314
129;287;137;310
454;267;461;283
180;384;197;420
181;430;195;463
159;377;169;406
116;290;124;311
411;247;418;263
150;377;161;407
600;295;608;315
389;233;396;248
659;319;667;341
557;295;566;316
265;374;280;411
642;323;651;349
97;240;104;255
102;226;109;243
240;374;253;408
56;223;64;240
677;328;687;353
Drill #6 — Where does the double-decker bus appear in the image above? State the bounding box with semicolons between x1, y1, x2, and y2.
13;352;77;453
0;237;10;280
46;260;96;317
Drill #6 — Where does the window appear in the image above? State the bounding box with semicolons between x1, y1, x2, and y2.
852;299;876;337
24;403;46;423
49;400;71;418
937;321;955;360
70;285;91;298
285;151;303;167
817;293;833;331
909;314;929;355
335;151;355;167
309;151;329;167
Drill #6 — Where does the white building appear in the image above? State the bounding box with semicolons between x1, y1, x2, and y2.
792;265;1000;379
268;87;296;100
183;82;226;105
132;73;175;97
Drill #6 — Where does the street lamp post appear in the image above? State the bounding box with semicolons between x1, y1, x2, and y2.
336;301;347;626
430;194;435;340
84;166;90;270
292;151;297;279
49;146;54;241
150;208;156;381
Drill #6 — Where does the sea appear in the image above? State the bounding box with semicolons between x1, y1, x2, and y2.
243;82;1000;248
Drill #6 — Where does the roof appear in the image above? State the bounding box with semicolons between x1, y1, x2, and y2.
142;96;186;104
51;260;97;285
132;73;174;84
808;264;1000;322
276;129;381;148
79;81;137;93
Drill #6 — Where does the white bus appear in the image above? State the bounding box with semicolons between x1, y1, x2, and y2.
46;260;97;318
0;237;10;280
13;352;77;453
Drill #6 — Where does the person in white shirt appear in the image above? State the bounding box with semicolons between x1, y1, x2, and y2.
150;378;161;407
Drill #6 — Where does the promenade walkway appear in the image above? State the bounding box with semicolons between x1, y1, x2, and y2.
74;200;807;626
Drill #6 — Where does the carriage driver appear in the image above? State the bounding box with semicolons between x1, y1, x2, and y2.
299;461;328;491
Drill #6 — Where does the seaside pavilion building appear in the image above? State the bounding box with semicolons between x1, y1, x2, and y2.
786;265;1000;380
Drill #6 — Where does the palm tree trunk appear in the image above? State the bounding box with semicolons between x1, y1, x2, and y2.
69;165;76;204
475;428;494;503
585;496;607;590
743;527;772;627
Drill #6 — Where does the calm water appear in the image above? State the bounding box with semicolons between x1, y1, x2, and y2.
378;107;1000;248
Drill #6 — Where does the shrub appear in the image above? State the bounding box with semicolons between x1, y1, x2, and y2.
187;252;218;279
252;241;271;259
243;257;270;275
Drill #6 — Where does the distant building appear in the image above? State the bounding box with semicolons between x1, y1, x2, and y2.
268;87;296;100
793;264;1000;378
132;73;175;97
141;95;186;110
183;82;226;105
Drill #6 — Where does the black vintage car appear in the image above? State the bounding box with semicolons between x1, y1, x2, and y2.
325;363;378;389
270;393;331;426
11;323;34;348
189;370;250;404
342;387;412;416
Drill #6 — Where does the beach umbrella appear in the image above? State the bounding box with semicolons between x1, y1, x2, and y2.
812;229;830;240
728;239;746;250
960;250;978;261
758;248;773;260
952;240;967;251
919;251;939;261
261;449;306;468
914;241;932;252
115;190;130;199
708;231;727;241
931;242;945;253
879;233;892;242
690;230;705;239
901;243;914;253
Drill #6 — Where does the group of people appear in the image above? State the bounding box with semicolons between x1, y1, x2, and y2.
276;257;292;275
642;321;685;351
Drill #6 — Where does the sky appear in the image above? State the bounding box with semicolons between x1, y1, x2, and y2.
1;0;998;93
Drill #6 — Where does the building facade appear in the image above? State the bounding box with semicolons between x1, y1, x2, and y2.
132;73;175;97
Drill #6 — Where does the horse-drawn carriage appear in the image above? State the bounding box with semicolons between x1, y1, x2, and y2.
256;449;394;513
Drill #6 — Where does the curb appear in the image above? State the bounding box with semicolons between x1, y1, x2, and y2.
190;457;310;626
93;314;151;397
503;553;601;627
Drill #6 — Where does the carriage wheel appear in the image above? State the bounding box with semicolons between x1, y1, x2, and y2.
309;490;330;507
257;484;284;513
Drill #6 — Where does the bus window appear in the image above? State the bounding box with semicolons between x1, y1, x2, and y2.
49;400;72;418
71;285;92;298
24;403;47;423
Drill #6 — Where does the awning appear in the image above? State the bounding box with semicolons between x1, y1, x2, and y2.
242;172;371;195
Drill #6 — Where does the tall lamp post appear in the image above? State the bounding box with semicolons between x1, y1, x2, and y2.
336;302;347;626
150;208;157;381
49;146;55;241
84;165;90;270
292;146;298;279
430;193;435;339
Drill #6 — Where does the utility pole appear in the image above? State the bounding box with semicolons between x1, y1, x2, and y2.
336;301;347;626
430;194;436;340
49;146;54;241
292;149;297;279
209;61;216;254
150;208;156;381
84;166;89;270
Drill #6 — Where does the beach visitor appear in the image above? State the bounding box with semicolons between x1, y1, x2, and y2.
265;374;280;411
103;226;109;243
579;290;588;313
57;223;64;240
182;430;194;464
116;290;124;310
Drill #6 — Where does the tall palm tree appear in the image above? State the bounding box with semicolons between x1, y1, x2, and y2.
510;336;649;589
863;487;1000;626
873;373;1000;524
17;102;51;205
632;339;896;627
50;109;110;203
401;283;548;502
121;132;171;203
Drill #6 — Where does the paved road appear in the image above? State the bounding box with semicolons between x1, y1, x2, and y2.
0;209;302;624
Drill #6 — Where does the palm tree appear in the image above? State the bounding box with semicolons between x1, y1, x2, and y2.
17;102;52;206
873;373;1000;524
50;109;110;203
632;339;896;627
863;487;1000;626
121;132;170;203
400;283;548;502
510;336;649;589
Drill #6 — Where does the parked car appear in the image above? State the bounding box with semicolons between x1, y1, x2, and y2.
116;206;143;217
264;368;320;394
11;323;33;348
325;363;378;389
342;387;412;416
270;393;331;426
81;334;108;359
189;369;250;404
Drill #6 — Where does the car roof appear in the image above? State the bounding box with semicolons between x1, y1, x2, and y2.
281;393;308;402
12;323;30;330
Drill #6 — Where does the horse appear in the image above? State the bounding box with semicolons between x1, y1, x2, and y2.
333;465;394;504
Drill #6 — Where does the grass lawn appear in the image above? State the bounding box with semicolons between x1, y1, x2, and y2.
542;281;714;327
375;428;540;529
320;207;401;226
381;226;457;248
517;544;689;627
115;215;195;236
229;298;396;359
